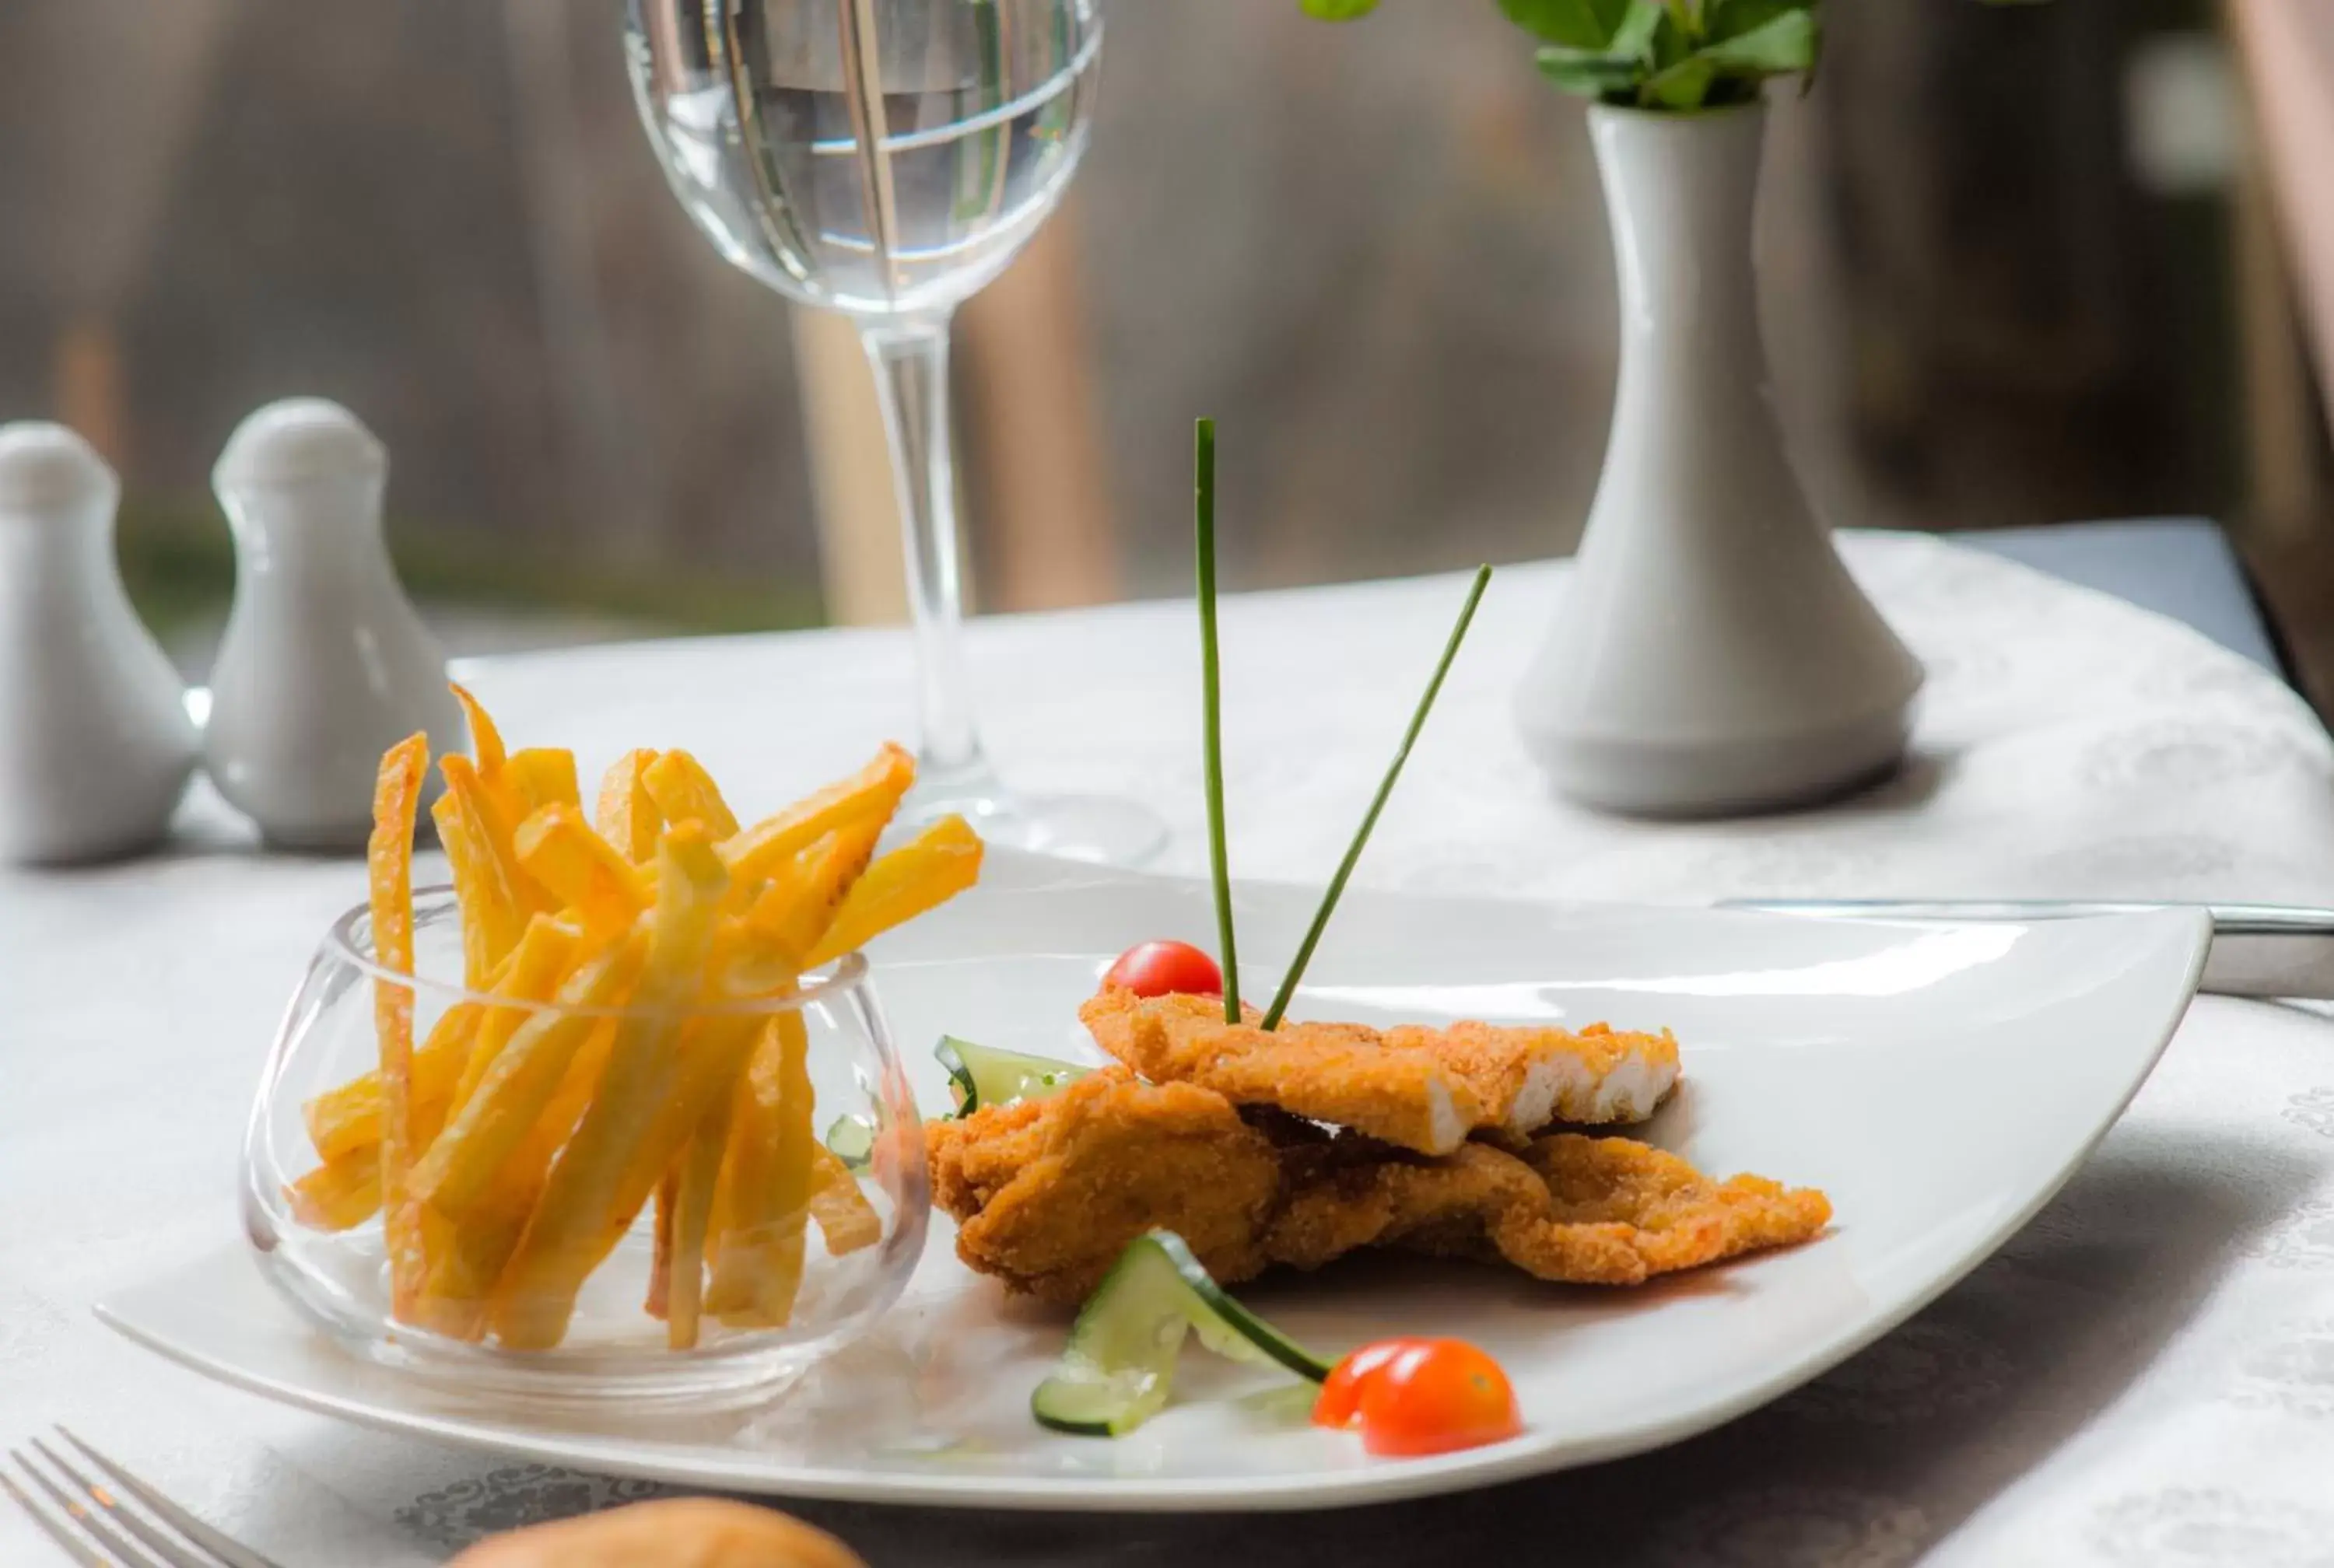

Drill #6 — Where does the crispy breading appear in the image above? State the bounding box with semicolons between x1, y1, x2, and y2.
927;1067;1282;1304
1383;1020;1680;1133
929;1070;1828;1299
1080;989;1679;1153
1081;989;1480;1154
1267;1134;1831;1286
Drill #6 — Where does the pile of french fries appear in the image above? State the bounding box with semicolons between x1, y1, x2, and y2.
287;687;980;1353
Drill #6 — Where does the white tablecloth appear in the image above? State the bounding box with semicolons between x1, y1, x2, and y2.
6;532;2334;1566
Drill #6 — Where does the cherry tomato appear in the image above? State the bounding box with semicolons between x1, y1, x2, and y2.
1312;1337;1522;1458
1102;940;1222;998
1311;1337;1422;1429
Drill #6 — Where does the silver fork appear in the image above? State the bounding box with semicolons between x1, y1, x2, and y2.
5;1430;283;1568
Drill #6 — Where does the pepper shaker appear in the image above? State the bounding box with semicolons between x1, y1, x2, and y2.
0;422;198;863
204;398;462;850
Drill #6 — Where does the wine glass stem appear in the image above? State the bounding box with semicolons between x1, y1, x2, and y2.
861;314;994;796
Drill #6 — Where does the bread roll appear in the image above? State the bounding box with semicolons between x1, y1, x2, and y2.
448;1498;867;1568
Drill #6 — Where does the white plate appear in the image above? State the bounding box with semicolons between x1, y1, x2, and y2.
100;849;2210;1511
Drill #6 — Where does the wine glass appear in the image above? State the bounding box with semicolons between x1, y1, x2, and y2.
625;0;1166;865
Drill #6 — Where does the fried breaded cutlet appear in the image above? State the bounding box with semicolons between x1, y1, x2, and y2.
1386;1019;1680;1134
928;1069;1828;1304
927;1068;1281;1302
1268;1135;1834;1287
1078;989;1680;1155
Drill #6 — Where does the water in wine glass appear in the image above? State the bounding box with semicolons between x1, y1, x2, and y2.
626;0;1165;866
627;0;1101;319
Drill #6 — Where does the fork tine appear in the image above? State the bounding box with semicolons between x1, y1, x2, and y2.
52;1431;284;1568
2;1468;111;1568
31;1440;220;1568
11;1448;166;1568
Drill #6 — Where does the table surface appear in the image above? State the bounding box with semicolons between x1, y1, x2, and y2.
1959;517;2287;678
7;530;2334;1566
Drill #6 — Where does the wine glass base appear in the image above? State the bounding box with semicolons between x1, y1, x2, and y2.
899;782;1168;867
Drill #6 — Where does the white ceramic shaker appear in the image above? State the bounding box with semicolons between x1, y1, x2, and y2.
0;423;198;863
204;398;462;850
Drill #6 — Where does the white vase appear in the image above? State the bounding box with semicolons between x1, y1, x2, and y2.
204;399;462;850
0;423;198;863
1514;102;1922;817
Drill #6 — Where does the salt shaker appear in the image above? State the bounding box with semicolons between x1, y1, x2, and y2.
205;399;462;850
0;422;198;863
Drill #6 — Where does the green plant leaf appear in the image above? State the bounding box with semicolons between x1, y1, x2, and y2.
1704;0;1810;41
1501;0;1631;49
1694;7;1819;72
1610;0;1666;60
1642;54;1716;107
1535;44;1648;96
1298;0;1379;18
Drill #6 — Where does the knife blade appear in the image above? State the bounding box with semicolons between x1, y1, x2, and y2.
1719;898;2334;1000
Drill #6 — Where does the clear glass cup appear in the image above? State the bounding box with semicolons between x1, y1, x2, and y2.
625;0;1167;866
241;888;928;1412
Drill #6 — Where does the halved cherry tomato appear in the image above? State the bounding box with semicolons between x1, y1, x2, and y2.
1102;940;1222;999
1312;1337;1521;1458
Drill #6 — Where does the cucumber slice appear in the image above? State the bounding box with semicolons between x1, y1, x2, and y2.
936;1035;1090;1117
825;1113;874;1170
1032;1230;1329;1437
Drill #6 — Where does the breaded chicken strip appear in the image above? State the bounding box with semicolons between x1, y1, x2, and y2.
1081;989;1480;1155
1080;989;1678;1153
1383;1020;1679;1134
1266;1134;1832;1286
930;1074;1828;1300
927;1067;1281;1304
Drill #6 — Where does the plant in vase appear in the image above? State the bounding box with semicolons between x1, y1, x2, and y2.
1303;0;1931;817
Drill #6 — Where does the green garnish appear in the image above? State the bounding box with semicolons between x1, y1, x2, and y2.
824;1114;874;1169
1032;1230;1329;1437
1195;418;1242;1026
936;1036;1090;1117
1259;565;1491;1031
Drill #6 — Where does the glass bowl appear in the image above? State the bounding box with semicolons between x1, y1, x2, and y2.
241;887;928;1411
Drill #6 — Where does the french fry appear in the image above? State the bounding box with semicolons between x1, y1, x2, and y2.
305;1002;477;1163
433;763;530;988
505;747;580;815
530;982;766;1342
408;927;649;1220
449;913;585;1115
308;715;968;1350
664;1098;733;1349
646;1170;677;1322
647;820;866;1297
644;749;741;839
719;744;913;888
416;1017;619;1340
371;733;432;1321
409;1006;483;1152
696;819;892;1325
740;821;884;968
287;1145;384;1232
806;1144;883;1257
596;748;664;863
489;825;731;1350
450;684;559;896
704;1013;817;1328
450;683;507;775
513;804;647;942
802;814;983;968
294;1005;477;1234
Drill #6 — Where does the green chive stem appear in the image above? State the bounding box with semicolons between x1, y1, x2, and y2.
1260;564;1492;1030
1196;419;1241;1023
